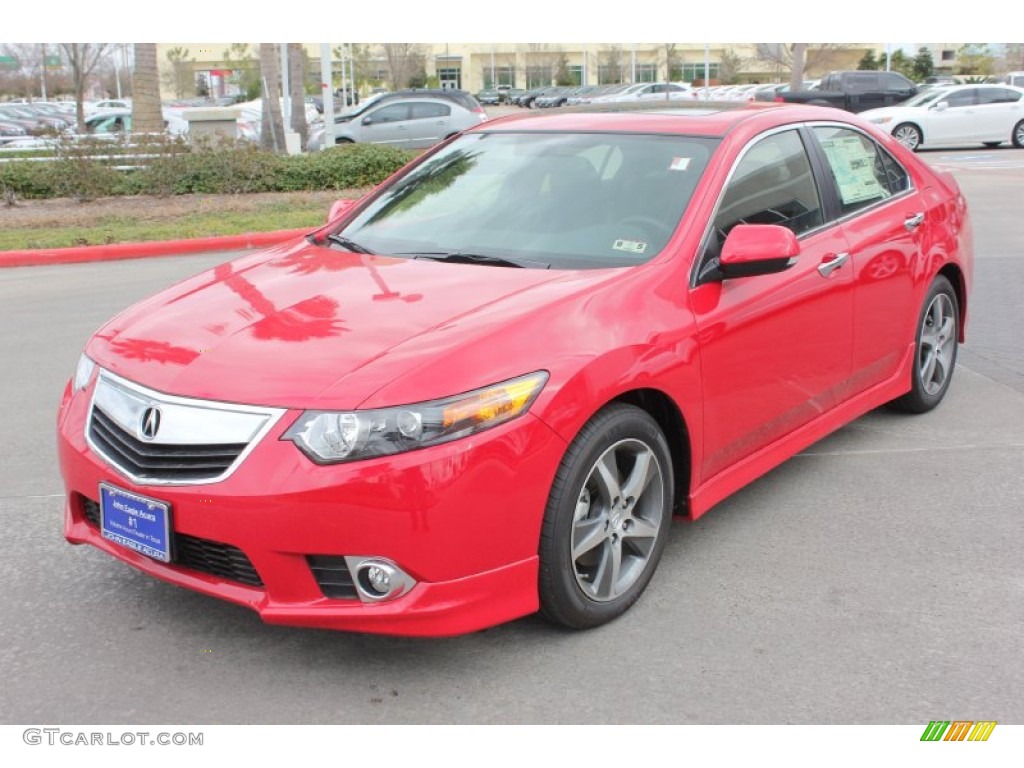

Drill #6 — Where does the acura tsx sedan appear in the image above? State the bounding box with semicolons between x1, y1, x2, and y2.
58;104;973;636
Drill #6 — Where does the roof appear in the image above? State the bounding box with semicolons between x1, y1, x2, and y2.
474;103;844;138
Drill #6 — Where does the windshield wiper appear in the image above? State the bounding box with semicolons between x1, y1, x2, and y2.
326;233;375;255
398;251;549;269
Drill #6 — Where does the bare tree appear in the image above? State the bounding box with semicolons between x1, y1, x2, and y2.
755;43;842;85
163;46;194;99
526;43;559;88
381;44;422;90
663;43;678;84
599;45;625;84
1;44;44;100
259;43;285;153
132;44;163;135
59;43;111;132
288;43;308;148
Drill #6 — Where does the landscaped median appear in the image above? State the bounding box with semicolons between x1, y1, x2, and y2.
0;139;415;267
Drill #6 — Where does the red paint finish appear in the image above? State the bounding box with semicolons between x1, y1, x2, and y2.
58;106;973;635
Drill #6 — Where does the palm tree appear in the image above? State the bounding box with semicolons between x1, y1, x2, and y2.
131;44;163;135
259;43;285;153
288;43;308;149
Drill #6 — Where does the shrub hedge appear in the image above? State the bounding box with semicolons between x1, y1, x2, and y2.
0;138;416;201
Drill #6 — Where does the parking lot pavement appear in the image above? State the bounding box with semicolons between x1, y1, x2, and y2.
0;150;1022;724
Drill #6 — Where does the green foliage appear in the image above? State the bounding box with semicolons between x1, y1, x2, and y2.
912;47;934;81
0;139;415;200
957;44;994;76
858;50;879;70
888;50;916;79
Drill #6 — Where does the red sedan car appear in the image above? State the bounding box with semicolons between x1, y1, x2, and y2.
57;105;972;636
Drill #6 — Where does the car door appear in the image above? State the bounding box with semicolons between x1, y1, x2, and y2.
691;128;854;481
809;125;924;390
356;102;411;146
925;88;977;145
974;87;1024;142
406;101;452;148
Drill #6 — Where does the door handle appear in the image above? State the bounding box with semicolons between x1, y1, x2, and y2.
817;252;849;278
904;212;925;231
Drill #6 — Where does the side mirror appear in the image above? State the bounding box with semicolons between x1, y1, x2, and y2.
327;198;358;223
933;101;949;112
361;116;373;125
719;224;799;280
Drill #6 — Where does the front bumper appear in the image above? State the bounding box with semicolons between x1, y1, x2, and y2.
57;377;566;637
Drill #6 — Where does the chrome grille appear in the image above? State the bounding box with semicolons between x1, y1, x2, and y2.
85;369;285;485
89;407;247;481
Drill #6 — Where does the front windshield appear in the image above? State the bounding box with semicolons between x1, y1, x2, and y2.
334;131;718;269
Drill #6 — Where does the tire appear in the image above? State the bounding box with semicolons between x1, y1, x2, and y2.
538;404;674;629
1013;119;1024;149
334;137;354;145
893;123;923;151
891;275;959;414
983;141;1002;148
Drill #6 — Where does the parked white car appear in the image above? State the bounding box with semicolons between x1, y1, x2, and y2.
861;84;1024;150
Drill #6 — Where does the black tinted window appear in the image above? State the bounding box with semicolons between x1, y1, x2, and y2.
977;88;1021;105
944;89;976;107
846;73;880;92
713;130;823;240
882;73;913;90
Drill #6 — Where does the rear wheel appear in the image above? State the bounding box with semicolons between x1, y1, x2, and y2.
891;275;959;413
1013;120;1024;149
893;123;923;151
539;404;674;629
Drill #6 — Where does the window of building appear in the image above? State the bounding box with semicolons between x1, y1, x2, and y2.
675;63;720;83
483;66;516;89
526;66;551;89
941;49;955;61
437;66;461;90
635;64;657;83
597;64;625;84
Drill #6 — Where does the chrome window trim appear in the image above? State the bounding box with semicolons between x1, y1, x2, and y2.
690;123;830;288
805;120;917;226
690;120;917;288
85;368;287;487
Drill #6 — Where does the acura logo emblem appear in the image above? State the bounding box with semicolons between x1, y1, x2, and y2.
140;406;161;440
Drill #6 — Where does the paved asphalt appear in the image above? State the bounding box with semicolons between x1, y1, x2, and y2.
0;147;1022;725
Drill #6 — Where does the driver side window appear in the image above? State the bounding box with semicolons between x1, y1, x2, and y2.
709;129;824;256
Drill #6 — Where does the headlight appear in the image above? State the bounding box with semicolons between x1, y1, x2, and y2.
283;371;548;464
869;116;893;124
73;354;96;392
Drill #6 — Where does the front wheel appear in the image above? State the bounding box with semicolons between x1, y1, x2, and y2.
539;404;674;629
891;275;959;413
893;123;923;151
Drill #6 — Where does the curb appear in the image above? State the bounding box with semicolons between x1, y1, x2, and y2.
0;228;310;268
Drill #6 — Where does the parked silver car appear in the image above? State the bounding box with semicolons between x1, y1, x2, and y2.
307;90;487;151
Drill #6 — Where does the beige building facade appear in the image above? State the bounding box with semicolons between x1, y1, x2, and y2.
156;43;882;100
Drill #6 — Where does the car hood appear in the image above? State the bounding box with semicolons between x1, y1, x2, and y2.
860;105;921;121
87;238;609;410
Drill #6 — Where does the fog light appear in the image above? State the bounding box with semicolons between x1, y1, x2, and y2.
345;556;416;602
366;565;390;595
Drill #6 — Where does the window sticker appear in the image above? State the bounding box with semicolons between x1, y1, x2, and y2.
613;239;648;254
670;157;691;171
819;135;890;205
